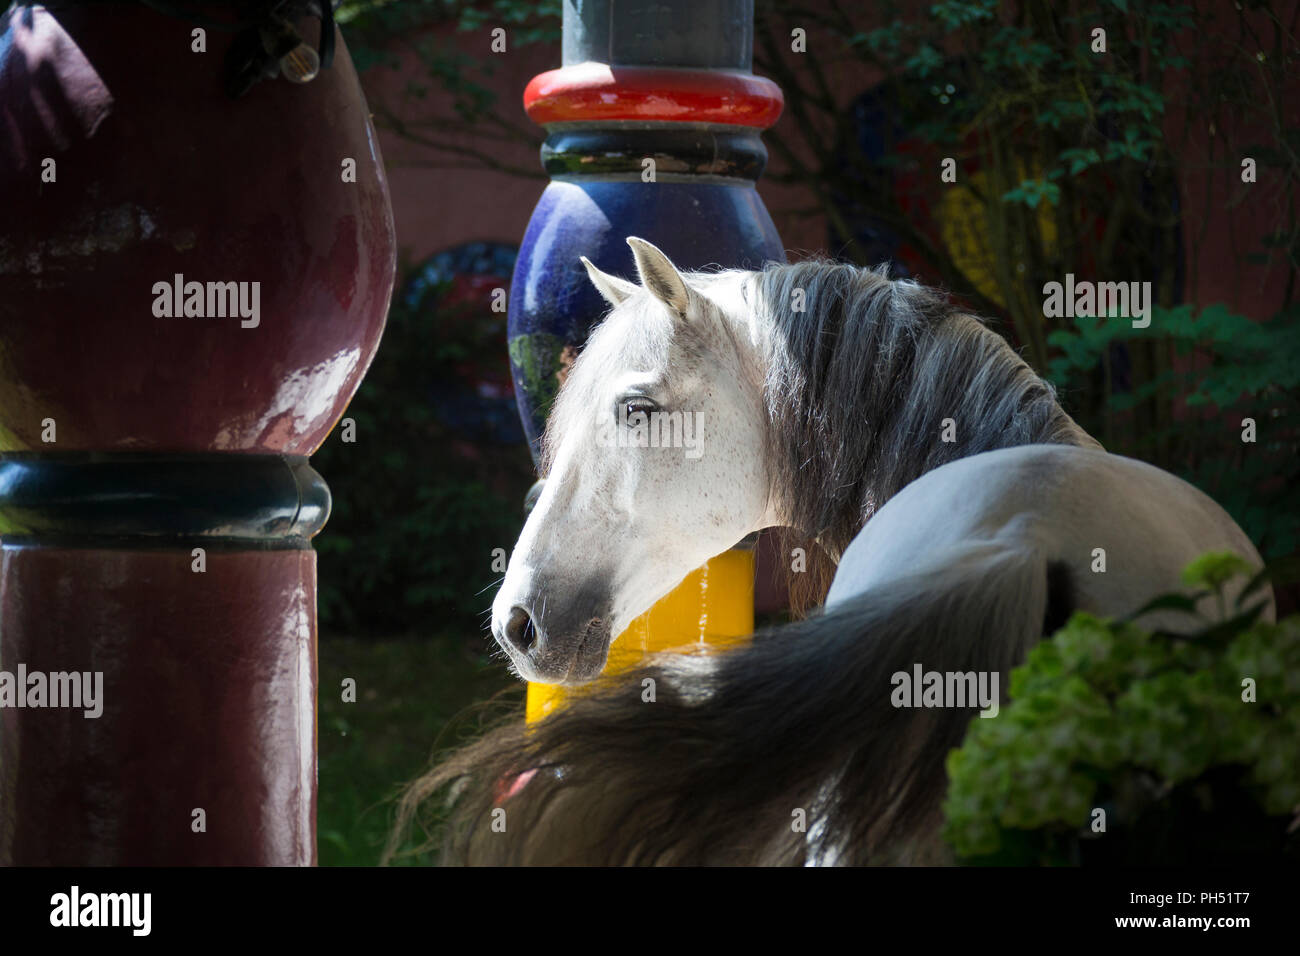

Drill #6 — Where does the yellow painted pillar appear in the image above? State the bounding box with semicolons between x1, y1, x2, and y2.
527;542;755;722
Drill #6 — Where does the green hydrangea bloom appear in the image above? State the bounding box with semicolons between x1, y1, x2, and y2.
943;554;1299;864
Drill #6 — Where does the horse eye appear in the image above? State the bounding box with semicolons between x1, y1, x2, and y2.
621;398;658;421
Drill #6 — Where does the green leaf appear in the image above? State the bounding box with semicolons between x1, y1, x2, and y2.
1181;552;1257;592
1125;593;1205;622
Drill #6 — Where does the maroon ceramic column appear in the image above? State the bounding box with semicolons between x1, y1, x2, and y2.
0;4;394;864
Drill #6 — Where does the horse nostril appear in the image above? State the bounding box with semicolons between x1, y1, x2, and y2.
503;606;537;654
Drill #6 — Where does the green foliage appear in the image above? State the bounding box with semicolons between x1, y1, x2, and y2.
311;269;534;636
943;555;1300;865
335;1;459;72
318;634;519;865
1001;178;1061;209
1047;303;1300;558
455;0;563;44
338;0;560;114
751;0;1299;411
1181;551;1257;592
930;0;997;30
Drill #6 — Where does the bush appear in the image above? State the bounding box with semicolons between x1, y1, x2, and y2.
944;553;1300;865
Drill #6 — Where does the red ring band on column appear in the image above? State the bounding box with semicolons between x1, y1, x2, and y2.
524;62;784;128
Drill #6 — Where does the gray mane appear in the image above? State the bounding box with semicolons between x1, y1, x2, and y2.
751;260;1097;559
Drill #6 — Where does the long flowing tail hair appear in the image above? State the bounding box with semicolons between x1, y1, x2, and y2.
388;537;1061;865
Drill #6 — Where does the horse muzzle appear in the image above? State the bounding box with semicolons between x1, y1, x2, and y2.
495;604;613;685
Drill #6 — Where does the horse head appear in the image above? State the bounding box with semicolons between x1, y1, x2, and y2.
490;238;776;684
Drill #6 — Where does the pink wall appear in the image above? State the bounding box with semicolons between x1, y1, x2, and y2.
357;31;550;266
353;23;826;267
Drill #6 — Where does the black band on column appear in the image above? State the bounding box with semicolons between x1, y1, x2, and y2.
542;123;769;181
0;453;330;549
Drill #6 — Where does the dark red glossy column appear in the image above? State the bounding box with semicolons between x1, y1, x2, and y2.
0;5;394;864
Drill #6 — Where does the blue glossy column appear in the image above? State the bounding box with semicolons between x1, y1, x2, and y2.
505;0;785;717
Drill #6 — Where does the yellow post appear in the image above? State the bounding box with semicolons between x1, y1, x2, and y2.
526;543;756;722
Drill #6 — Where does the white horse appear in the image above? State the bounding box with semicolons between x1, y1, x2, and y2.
399;238;1271;865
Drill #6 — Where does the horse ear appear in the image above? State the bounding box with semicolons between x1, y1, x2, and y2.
580;256;637;307
626;237;695;316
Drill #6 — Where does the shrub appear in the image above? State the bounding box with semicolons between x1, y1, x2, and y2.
944;553;1300;865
